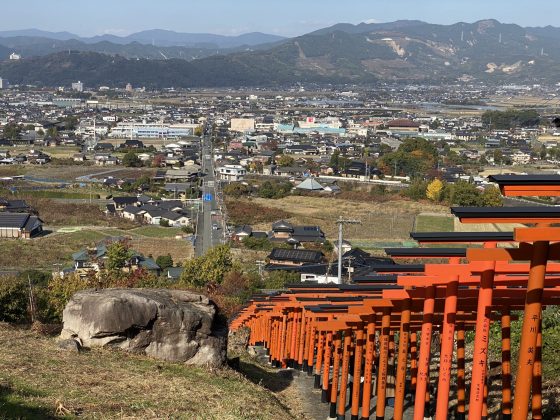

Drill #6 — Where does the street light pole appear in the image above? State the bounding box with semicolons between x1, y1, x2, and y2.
335;217;361;284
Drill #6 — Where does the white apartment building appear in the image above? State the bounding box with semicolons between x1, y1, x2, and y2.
217;165;246;182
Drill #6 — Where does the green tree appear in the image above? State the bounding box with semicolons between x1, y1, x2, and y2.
179;244;233;287
402;179;429;200
258;180;292;199
482;109;540;129
194;126;203;136
329;150;340;168
379;137;437;177
449;180;481;206
3;122;21;140
123;151;142;167
493;149;504;165
276;154;295;167
480;186;503;207
64;115;79;130
156;254;174;270
46;126;58;138
106;241;132;272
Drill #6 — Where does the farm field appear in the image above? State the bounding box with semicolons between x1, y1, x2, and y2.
240;195;449;243
0;164;155;182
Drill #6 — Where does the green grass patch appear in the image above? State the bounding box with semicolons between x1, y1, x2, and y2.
131;226;183;238
16;190;101;200
415;215;454;232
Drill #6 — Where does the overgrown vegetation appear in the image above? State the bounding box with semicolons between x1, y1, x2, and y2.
482;109;540;129
257;180;293;199
226;199;291;226
379;137;438;177
403;179;503;207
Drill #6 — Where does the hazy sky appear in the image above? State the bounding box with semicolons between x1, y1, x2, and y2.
3;0;557;37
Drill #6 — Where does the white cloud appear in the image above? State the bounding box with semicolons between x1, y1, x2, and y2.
363;18;380;24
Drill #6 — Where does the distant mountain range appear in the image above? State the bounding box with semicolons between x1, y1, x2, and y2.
3;20;560;88
0;29;285;49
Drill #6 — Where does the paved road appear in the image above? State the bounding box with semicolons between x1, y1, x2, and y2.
195;136;223;256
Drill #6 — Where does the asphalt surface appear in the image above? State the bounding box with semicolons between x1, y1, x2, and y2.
195;136;222;256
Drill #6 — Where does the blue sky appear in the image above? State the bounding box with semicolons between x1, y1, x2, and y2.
3;0;557;37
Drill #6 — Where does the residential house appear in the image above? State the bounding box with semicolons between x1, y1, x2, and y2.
68;239;161;278
0;212;43;238
266;248;325;269
0;198;31;213
26;150;51;164
217;164;246;182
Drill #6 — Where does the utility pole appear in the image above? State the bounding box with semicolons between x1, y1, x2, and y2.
256;260;265;282
336;217;361;284
28;274;36;323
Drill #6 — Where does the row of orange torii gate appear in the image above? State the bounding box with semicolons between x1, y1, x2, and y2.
230;175;560;420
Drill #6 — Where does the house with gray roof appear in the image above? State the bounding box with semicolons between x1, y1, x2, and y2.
0;212;43;239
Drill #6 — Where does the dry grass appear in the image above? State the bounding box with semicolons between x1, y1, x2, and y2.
26;198;137;228
226;199;290;226
130;237;193;263
0;324;296;419
0;165;156;182
0;228;194;271
245;196;448;242
0;230;109;271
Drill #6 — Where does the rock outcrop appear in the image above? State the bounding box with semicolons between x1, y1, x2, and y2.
61;288;227;366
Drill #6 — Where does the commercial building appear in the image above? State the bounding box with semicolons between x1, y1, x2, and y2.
52;98;82;108
230;118;255;133
109;122;199;139
71;81;84;92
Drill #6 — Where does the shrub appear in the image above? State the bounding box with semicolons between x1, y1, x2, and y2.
0;276;29;322
257;180;293;199
402;179;429;200
179;244;233;287
156;254;174;270
242;236;273;251
181;225;194;234
263;271;301;289
226;200;290;225
223;182;251;198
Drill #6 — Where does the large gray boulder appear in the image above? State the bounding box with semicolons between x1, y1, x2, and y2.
61;288;227;366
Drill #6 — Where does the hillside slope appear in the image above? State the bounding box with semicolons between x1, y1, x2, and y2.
0;324;300;419
3;19;560;87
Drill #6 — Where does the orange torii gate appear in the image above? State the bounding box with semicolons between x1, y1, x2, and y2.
231;279;557;419
230;174;560;419
451;203;560;420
